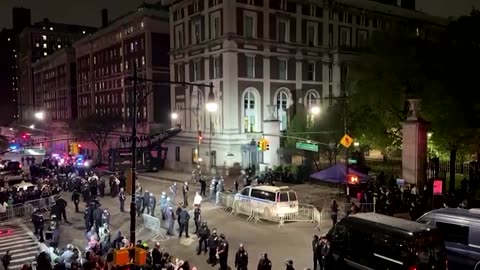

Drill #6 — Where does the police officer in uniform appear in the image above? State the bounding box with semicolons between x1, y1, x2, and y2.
149;192;156;216
193;206;201;233
166;206;175;236
119;188;126;212
178;206;190;238
257;253;272;270
84;207;91;231
217;233;229;270
208;229;219;265
182;182;189;206
235;244;248;270
71;189;81;213
142;190;150;214
32;209;44;242
196;220;210;255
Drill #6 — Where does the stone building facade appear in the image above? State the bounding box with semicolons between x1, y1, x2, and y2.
165;0;444;172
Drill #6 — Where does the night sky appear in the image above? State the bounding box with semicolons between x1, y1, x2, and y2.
0;0;478;29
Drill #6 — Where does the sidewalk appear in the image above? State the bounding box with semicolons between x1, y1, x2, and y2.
139;170;193;182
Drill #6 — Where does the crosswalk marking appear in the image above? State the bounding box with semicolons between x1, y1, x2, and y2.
0;223;41;269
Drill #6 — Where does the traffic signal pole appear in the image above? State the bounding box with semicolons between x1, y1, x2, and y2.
130;66;138;245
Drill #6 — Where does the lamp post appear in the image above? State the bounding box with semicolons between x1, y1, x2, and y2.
206;91;218;171
126;66;214;245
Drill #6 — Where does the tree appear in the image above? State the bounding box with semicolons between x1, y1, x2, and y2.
69;114;123;163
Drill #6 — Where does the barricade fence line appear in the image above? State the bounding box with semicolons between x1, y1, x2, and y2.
0;194;60;224
216;192;376;231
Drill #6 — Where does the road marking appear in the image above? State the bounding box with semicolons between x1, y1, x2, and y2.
0;223;41;269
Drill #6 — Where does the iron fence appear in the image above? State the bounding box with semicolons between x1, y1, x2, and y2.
0;194;60;224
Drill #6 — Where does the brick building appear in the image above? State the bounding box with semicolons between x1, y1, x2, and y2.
17;19;96;121
164;0;445;172
73;3;171;158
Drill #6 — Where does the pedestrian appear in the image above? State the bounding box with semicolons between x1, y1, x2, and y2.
193;206;201;233
285;259;295;270
331;200;339;226
152;242;163;269
101;209;110;226
84;207;91;231
199;177;206;196
257;253;272;270
56;196;68;223
208;229;219;265
170;182;177;200
217;233;229;270
142;190;150;214
319;236;331;270
98;177;105;197
197;220;210;255
235;244;248;270
166;206;175;236
71;189;80;213
2;250;11;270
183;182;189;206
149;192;156;216
193;192;202;207
32;209;44;242
312;235;321;270
136;196;142;217
119;188;126;212
234;179;239;193
178;206;190;238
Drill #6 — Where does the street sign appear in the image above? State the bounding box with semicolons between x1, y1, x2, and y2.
296;142;319;152
348;158;357;164
340;134;354;148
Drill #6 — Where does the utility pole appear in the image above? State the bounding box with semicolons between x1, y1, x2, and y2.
130;66;138;245
343;91;350;203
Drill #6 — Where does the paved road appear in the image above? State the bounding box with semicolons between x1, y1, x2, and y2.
0;223;41;269
26;175;318;270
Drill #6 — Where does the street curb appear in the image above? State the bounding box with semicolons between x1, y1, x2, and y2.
137;174;195;183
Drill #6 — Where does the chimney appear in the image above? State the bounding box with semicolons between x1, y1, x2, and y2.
101;9;109;28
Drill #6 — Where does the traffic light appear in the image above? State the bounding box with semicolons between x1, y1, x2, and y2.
197;130;203;144
265;139;270;151
257;139;262;151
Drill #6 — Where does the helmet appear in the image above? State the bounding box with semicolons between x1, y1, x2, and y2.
202;220;207;226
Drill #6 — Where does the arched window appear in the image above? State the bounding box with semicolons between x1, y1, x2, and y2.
305;90;321;108
243;89;259;133
275;88;292;131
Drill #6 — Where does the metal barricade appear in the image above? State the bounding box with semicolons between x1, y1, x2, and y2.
0;203;34;224
25;194;61;212
138;213;167;241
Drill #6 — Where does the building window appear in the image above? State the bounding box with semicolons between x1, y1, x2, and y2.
329;85;333;105
42;35;47;41
307;62;315;81
305;90;321;107
43;43;47;48
244;12;256;38
213;57;220;78
307;22;317;46
192;21;201;44
339;27;351;47
243;89;259;133
276;90;290;130
175;146;180;162
278;18;289;42
35;43;40;48
193;61;200;81
246;56;255;78
211;12;221;39
357;30;368;48
175;26;184;49
176;63;184;81
279;59;288;80
43;52;47;56
328;65;333;82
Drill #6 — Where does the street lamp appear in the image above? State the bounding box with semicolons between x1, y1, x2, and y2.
34;111;45;120
309;106;320;115
206;91;218;113
29;124;35;129
206;91;217;172
171;112;178;120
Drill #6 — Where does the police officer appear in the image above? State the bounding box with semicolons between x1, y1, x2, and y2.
71;189;81;213
136;195;142;217
218;233;229;270
257;253;272;270
93;207;103;232
149;192;156;216
101;209;110;226
235;244;248;270
84;207;91;231
170;182;177;199
199;176;206;196
56;196;68;223
98;177;106;197
197;220;210;255
193;206;201;233
182;182;189;206
166;206;175;236
119;188;126;212
159;192;167;219
32;209;45;242
178;206;190;238
142;190;150;214
208;229;219;265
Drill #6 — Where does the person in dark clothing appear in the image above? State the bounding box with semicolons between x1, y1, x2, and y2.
2;250;11;270
312;235;321;270
208;229;219;265
32;210;44;242
235;244;248;270
331;200;339;226
193;207;201;233
176;204;182;230
55;197;68;223
71;190;80;213
257;253;272;270
178;206;190;238
197;220;210;255
217;233;229;270
199;178;206;196
318;237;331;270
152;242;163;270
285;259;295;270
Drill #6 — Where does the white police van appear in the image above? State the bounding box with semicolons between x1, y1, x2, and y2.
234;185;298;217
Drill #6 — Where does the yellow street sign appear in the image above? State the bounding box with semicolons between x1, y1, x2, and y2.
340;134;354;148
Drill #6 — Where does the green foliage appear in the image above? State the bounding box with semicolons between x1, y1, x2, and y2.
285;105;308;147
69;114;123;162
